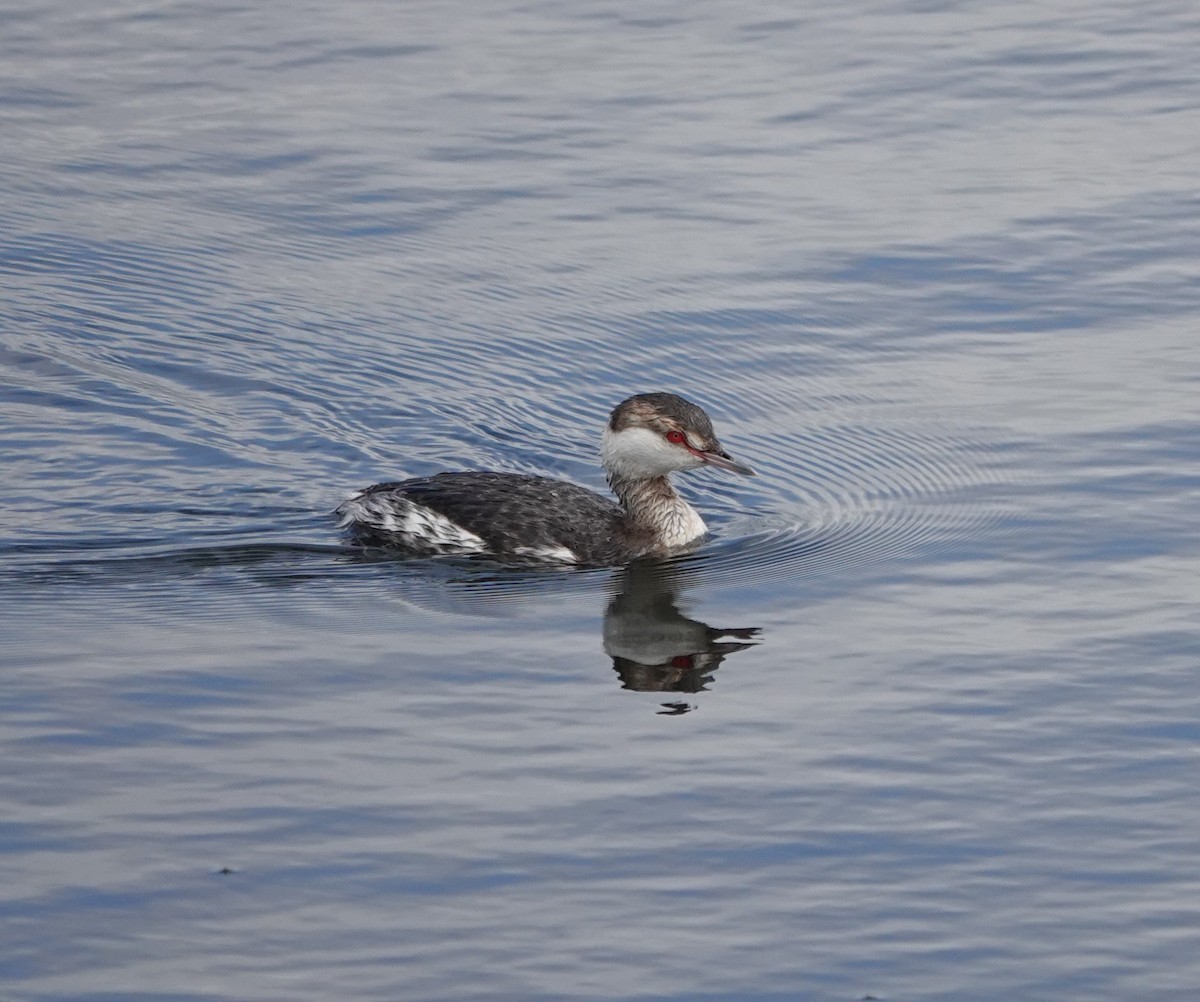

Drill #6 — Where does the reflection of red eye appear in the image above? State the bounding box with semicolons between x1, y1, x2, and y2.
666;430;686;444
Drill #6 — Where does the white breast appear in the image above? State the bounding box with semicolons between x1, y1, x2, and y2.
656;497;707;549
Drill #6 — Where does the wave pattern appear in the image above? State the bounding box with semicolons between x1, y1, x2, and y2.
0;412;1004;617
2;222;1007;606
1;0;1042;613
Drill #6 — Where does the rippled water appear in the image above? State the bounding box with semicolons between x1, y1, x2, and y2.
3;1;1199;999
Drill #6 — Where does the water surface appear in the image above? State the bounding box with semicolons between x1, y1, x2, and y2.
3;1;1199;999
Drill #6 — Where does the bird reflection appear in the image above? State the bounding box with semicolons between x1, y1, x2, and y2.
603;562;760;711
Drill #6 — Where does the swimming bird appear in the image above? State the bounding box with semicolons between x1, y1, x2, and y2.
336;392;754;565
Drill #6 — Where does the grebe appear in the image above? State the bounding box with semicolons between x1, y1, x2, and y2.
336;392;754;565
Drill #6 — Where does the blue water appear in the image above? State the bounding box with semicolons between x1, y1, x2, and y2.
3;1;1199;999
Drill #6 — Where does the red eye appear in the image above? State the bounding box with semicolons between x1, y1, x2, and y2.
665;430;686;444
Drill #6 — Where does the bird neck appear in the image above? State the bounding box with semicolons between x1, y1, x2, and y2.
607;473;707;550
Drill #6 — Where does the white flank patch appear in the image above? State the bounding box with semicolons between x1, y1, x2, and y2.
512;543;579;563
337;491;488;554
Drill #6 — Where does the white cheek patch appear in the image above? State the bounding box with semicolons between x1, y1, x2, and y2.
602;426;701;479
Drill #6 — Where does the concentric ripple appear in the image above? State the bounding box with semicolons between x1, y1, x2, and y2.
0;408;1007;616
2;167;1009;612
686;420;1009;584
